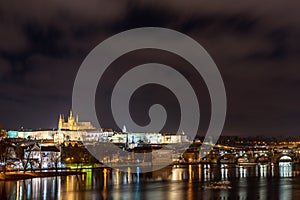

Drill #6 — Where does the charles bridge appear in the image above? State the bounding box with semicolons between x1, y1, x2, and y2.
183;143;300;164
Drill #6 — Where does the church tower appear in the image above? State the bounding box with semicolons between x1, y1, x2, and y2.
58;114;63;130
68;110;75;130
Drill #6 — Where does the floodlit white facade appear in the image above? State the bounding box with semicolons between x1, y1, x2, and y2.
7;112;190;145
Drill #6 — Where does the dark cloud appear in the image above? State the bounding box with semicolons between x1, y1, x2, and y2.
0;0;300;137
0;58;11;79
0;24;27;53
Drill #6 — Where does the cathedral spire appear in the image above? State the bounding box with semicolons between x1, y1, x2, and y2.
122;125;127;133
58;114;63;130
69;110;73;118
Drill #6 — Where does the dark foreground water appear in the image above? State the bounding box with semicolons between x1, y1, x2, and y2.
1;162;300;200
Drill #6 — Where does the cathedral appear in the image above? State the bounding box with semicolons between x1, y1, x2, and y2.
58;111;95;130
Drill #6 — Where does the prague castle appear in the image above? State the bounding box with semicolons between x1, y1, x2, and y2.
7;110;189;146
58;111;95;130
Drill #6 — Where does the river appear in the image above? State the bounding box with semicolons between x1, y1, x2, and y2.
1;162;300;199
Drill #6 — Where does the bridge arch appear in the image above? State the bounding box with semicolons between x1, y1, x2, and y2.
255;155;270;163
235;155;248;164
217;155;235;164
278;155;293;162
201;157;211;163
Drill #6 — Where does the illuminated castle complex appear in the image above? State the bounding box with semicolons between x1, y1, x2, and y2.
58;111;95;130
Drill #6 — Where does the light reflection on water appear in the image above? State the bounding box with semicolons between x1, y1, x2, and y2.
1;162;300;200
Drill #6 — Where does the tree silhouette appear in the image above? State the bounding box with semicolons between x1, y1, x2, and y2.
15;143;35;173
0;139;12;173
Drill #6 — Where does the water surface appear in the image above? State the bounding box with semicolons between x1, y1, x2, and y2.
1;163;300;199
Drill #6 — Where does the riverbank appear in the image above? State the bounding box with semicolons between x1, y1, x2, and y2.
0;171;86;180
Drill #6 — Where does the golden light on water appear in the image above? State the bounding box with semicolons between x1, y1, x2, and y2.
127;167;131;184
188;165;192;182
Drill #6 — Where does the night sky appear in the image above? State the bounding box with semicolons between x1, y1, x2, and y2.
1;1;300;137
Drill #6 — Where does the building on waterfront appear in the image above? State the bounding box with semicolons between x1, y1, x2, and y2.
108;132;189;148
7;111;100;143
24;143;61;168
82;129;114;142
7;129;190;147
6;111;190;148
8;129;57;140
